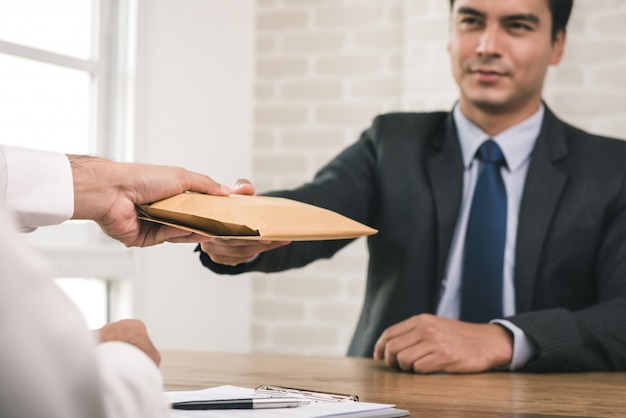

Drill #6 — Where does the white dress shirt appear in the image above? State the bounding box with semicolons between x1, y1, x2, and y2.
0;145;169;418
0;145;74;229
436;106;543;370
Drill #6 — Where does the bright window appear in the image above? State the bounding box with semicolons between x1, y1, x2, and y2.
0;0;92;59
0;53;91;154
0;0;136;326
56;277;109;329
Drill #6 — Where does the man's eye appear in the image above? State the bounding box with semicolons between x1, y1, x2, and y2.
509;22;532;31
461;17;479;25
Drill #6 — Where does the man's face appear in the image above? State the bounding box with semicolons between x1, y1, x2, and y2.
448;0;565;116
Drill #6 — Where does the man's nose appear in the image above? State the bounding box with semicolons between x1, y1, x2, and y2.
476;27;501;56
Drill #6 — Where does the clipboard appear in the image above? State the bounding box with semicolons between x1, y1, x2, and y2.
167;384;410;417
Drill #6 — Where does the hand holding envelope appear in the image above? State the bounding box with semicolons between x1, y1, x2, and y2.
138;192;377;240
137;191;377;265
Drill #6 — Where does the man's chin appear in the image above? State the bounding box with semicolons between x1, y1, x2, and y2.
474;100;510;113
467;97;516;114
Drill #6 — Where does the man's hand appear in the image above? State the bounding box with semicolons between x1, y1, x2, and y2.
69;155;231;247
97;319;161;366
199;178;291;265
200;238;292;265
373;314;513;374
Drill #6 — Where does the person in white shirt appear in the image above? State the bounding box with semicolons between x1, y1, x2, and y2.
0;145;230;418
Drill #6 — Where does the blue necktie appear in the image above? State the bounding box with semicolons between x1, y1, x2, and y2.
460;140;507;323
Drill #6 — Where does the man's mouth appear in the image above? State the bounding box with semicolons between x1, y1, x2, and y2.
470;67;507;82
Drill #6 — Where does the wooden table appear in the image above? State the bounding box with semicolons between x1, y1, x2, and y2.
162;351;626;417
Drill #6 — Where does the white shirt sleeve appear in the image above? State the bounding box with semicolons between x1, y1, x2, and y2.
492;319;538;370
0;204;168;418
0;145;74;229
96;342;170;418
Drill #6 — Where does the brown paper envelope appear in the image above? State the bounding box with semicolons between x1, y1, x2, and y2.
137;193;378;241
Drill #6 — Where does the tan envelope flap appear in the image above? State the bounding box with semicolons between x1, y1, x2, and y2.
137;193;377;241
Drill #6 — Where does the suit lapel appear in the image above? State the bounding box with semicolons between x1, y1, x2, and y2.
515;107;569;312
426;114;464;290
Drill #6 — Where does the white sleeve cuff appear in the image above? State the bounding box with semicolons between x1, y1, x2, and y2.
1;145;74;229
95;342;169;418
491;319;537;370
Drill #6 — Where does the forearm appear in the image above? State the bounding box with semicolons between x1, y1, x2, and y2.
68;154;122;221
510;302;626;372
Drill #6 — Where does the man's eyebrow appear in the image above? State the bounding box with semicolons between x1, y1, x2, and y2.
455;7;541;26
503;13;540;26
456;6;486;19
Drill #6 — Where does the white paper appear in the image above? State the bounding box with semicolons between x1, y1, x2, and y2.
166;385;402;418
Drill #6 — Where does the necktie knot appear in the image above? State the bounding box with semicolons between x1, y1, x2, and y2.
477;140;505;166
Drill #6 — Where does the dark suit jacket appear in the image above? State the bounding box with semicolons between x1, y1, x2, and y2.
200;106;626;372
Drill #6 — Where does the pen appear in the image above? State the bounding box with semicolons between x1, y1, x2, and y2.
171;397;311;410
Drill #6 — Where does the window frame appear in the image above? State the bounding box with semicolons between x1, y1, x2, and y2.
0;0;138;322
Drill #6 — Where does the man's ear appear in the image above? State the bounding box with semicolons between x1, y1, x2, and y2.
550;29;567;65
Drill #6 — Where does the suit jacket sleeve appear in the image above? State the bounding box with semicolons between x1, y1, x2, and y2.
509;121;626;372
511;173;626;372
199;119;381;274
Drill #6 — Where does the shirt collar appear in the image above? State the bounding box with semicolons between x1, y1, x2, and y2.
453;104;544;172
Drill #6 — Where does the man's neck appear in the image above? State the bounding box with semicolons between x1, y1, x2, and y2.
458;100;543;137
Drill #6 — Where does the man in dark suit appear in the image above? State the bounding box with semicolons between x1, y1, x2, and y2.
198;0;626;373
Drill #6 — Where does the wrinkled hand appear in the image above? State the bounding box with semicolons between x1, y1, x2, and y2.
69;155;231;247
373;314;513;374
97;319;161;366
199;178;291;265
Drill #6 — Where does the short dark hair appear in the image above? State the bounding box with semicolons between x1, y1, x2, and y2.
448;0;573;41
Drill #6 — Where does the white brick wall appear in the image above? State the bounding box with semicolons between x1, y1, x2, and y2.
251;0;626;356
543;0;626;139
253;0;402;355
